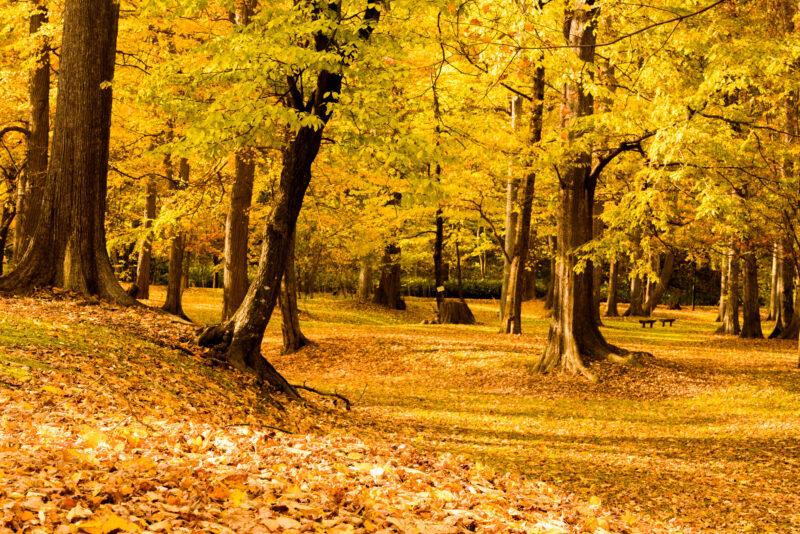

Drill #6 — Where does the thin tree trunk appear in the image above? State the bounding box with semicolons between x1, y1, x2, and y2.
0;0;132;305
740;250;763;338
605;260;619;317
500;96;522;322
716;248;740;335
163;158;189;318
504;64;544;334
279;232;309;353
14;0;50;263
768;241;781;321
357;256;372;300
544;236;556;310
716;252;729;322
434;209;445;311
624;275;646;316
134;177;157;299
643;251;675;315
223;151;255;320
591;201;604;326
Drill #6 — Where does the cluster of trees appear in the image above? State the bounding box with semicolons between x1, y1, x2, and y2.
1;0;799;392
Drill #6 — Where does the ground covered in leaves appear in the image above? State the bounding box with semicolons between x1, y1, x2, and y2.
0;292;682;534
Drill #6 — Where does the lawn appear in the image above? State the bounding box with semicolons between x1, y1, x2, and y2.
163;287;800;533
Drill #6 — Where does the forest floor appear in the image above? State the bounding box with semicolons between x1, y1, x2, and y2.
0;289;797;533
168;286;800;533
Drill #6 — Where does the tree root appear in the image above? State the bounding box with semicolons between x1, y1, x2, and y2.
291;383;351;410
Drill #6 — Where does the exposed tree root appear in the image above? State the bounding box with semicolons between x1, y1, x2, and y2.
291;384;351;410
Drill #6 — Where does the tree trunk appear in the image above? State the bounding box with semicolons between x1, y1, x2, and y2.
716;252;729;322
222;151;255;320
357;256;372;300
0;0;132;305
591;201;604;326
500;96;522;322
740;250;763;338
434;209;445;312
778;273;800;340
279;232;309;353
163;158;189;318
535;1;632;379
544;236;556;310
768;241;781;321
373;244;405;309
605;260;619;317
716;248;740;335
14;0;50;263
624;275;646;316
503;64;544;334
134;177;157;299
643;251;675;315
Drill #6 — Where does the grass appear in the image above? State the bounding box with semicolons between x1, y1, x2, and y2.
161;286;800;533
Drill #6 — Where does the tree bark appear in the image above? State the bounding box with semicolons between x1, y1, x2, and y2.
740;250;763;338
434;209;445;311
716;252;728;322
503;64;544;334
716;248;740;335
279;231;309;353
768;241;781;321
536;1;632;379
223;151;255;320
544;236;556;310
605;260;619;317
163;158;189;318
134;177;157;299
14;0;50;263
500;96;522;322
643;251;675;315
357;256;372;300
0;0;132;305
624;275;646;317
591;201;604;326
373;244;405;309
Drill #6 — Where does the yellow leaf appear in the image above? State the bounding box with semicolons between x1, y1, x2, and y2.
78;513;140;533
80;428;108;448
41;385;68;395
588;495;602;507
229;489;247;506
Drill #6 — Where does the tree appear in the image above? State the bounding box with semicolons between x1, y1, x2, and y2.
535;0;638;379
0;0;131;304
197;0;382;398
14;0;50;263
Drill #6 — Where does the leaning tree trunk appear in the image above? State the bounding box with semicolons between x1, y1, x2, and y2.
223;151;255;320
133;177;157;299
0;0;132;305
373;244;405;309
716;248;740;335
605;260;619;317
279;231;309;353
535;0;633;380
643;251;675;315
740;250;763;339
503;64;544;334
163;158;189;319
14;0;50;263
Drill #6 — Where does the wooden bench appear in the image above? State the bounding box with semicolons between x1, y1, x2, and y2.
660;318;676;327
639;319;656;328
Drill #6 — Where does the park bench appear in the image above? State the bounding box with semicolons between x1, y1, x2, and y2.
639;319;656;328
660;318;676;327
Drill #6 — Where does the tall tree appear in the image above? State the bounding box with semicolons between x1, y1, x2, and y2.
0;0;131;304
740;249;763;338
535;0;637;379
198;0;382;398
13;0;50;263
278;232;309;353
162;157;189;318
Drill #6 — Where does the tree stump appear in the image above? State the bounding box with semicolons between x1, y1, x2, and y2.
439;300;475;325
